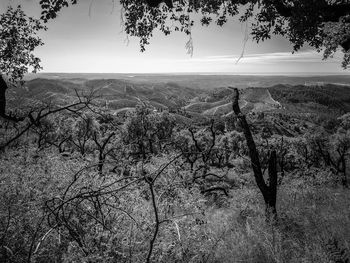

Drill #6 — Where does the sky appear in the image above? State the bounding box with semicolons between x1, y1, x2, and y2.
1;0;349;74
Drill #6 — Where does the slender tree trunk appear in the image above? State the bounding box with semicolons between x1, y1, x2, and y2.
0;75;8;118
266;150;278;221
98;153;104;173
341;156;348;188
231;87;278;220
149;139;154;154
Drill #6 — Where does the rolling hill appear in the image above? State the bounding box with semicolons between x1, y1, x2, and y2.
185;87;282;117
7;77;350;128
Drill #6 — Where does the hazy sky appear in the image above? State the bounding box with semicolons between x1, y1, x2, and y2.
1;0;348;74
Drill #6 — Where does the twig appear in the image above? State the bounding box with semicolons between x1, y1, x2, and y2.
33;225;57;254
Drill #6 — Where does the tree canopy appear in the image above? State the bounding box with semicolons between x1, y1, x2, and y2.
38;0;350;68
0;5;46;82
0;5;46;119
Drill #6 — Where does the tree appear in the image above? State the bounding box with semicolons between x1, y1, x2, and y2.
307;126;350;187
123;0;350;67
0;6;46;121
122;105;175;160
330;129;350;187
231;88;278;220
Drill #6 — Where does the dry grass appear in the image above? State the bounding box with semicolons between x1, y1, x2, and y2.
189;178;350;263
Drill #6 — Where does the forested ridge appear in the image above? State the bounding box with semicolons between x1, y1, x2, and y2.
269;84;350;113
1;77;350;263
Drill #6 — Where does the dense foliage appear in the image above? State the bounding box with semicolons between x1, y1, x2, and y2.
0;5;45;82
0;5;46;120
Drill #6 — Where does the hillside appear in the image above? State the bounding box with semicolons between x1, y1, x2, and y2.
268;83;350;113
8;77;350;129
186;87;282;117
14;78;200;113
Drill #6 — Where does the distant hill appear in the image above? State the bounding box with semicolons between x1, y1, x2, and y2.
24;73;350;89
14;78;201;113
20;78;82;97
8;77;350;125
268;84;350;113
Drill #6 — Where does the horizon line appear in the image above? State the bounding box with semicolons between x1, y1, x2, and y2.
27;71;350;77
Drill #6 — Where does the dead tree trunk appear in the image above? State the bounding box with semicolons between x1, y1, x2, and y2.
231;87;278;220
267;150;278;220
0;75;7;118
340;156;348;188
0;75;24;122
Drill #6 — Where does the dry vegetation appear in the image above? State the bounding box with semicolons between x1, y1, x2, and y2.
0;79;350;263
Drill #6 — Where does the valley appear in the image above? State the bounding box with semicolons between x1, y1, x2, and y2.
10;75;350;137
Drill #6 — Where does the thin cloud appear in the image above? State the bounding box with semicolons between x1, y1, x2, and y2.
200;50;343;64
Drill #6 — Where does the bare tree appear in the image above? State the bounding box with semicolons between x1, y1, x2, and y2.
231;87;278;220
